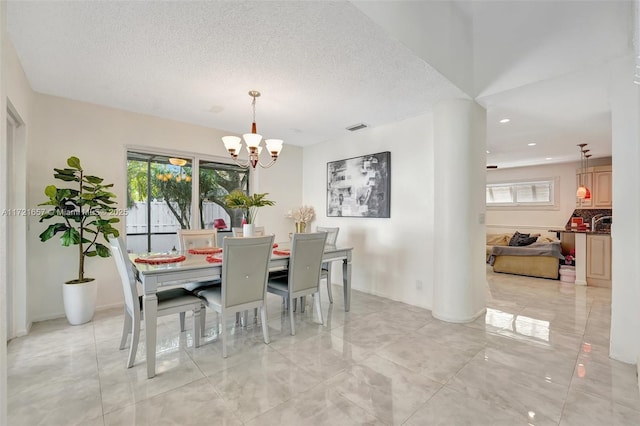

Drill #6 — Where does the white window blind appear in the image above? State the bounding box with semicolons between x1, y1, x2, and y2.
486;179;555;207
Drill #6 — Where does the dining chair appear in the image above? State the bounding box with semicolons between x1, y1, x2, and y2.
177;228;218;250
196;235;274;358
267;232;328;335
108;236;204;368
177;229;222;296
316;226;339;303
231;226;265;237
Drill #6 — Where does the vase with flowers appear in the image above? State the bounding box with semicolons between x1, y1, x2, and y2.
287;206;315;233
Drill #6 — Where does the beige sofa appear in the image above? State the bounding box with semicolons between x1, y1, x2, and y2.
486;232;562;279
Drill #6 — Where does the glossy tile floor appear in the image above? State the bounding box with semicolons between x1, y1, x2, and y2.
8;268;640;425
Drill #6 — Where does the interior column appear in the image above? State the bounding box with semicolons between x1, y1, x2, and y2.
432;98;487;322
609;55;640;365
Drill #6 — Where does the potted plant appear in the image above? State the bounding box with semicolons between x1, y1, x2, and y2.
225;190;274;236
38;156;120;325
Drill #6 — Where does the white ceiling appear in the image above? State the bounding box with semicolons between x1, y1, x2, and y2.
6;1;635;169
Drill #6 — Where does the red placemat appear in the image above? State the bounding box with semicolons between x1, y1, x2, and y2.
273;249;290;256
188;247;222;255
205;255;222;263
134;254;186;265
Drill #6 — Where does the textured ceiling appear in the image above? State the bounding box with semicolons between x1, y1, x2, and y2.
6;1;635;168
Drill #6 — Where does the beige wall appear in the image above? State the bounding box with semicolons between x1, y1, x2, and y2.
485;161;582;237
27;94;302;321
303;113;435;310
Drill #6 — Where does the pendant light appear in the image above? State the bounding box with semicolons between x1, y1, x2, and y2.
584;153;592;200
576;143;591;200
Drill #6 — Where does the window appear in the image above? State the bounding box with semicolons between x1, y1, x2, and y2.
126;151;249;252
486;178;556;208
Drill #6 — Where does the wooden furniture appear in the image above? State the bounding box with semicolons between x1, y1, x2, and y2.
316;226;340;303
109;236;204;368
587;234;612;287
267;232;328;335
198;235;274;358
576;165;612;208
130;243;353;378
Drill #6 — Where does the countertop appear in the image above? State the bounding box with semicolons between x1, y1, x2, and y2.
548;229;611;235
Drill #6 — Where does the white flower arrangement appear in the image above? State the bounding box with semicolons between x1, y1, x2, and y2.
286;206;315;223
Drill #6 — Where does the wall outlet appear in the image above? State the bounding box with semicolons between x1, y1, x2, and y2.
416;280;423;290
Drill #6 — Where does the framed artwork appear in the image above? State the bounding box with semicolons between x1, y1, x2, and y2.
326;151;391;218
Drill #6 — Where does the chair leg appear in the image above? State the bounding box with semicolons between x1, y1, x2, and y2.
119;308;131;350
315;292;324;325
261;304;270;344
293;298;297;312
289;296;296;336
193;307;201;348
253;307;259;324
300;296;306;313
221;313;228;358
127;316;140;368
201;308;206;337
326;264;334;304
179;312;186;332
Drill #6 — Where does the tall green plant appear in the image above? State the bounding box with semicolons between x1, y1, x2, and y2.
224;190;274;224
39;156;120;283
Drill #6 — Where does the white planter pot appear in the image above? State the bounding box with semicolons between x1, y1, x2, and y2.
63;279;98;325
243;223;255;237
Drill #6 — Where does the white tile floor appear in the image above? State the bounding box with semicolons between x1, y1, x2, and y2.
7;268;640;425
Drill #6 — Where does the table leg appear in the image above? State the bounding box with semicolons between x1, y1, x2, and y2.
342;258;351;312
143;293;158;378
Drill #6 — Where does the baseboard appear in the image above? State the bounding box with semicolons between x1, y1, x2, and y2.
432;307;486;324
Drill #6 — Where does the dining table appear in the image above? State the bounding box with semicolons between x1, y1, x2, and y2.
129;242;353;378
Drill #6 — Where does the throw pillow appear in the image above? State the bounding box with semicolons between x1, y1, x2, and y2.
515;236;538;246
508;231;530;246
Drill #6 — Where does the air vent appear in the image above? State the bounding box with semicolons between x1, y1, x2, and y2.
346;123;368;132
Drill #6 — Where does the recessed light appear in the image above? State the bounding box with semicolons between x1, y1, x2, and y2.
499;118;510;123
527;143;537;146
486;150;490;154
545;157;553;160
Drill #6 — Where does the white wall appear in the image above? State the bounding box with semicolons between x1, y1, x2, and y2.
5;38;32;337
485;161;582;237
1;1;8;421
27;94;302;321
609;56;640;365
303;113;435;310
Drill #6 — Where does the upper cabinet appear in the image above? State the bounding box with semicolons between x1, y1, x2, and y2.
576;165;612;209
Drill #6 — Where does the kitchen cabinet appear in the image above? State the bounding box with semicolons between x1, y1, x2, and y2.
576;165;611;208
587;234;611;287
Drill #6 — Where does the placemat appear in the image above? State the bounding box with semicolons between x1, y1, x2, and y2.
188;247;223;255
134;254;186;265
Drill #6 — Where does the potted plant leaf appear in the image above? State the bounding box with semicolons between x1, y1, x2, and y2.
38;156;120;325
224;190;274;236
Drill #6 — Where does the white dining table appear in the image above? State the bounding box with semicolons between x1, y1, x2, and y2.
129;243;353;378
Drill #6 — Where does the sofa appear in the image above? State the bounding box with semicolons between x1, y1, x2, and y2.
486;232;563;279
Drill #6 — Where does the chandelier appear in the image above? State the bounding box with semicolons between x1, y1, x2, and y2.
576;144;591;200
222;91;283;169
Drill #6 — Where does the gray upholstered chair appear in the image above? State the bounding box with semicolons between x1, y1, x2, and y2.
316;226;339;303
197;235;274;358
177;228;218;250
267;232;328;335
177;229;221;294
231;226;265;237
108;236;204;368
